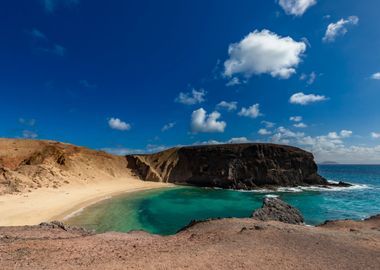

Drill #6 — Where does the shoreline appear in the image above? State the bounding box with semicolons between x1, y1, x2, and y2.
55;185;174;222
0;177;174;226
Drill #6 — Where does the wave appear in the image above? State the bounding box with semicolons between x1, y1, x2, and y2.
217;181;370;194
264;194;279;198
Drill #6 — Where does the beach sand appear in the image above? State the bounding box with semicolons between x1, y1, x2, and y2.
0;177;173;226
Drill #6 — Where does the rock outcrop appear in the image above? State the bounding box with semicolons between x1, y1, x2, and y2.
126;143;328;190
251;197;304;224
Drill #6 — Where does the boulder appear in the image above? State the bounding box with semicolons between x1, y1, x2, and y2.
251;197;304;225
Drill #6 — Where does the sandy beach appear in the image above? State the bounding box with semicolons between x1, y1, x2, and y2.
0;177;173;226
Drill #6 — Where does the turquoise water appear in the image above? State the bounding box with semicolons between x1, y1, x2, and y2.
66;165;380;235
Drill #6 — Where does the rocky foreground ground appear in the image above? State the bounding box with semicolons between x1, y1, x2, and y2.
1;199;379;270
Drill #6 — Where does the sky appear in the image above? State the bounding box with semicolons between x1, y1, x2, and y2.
1;0;380;163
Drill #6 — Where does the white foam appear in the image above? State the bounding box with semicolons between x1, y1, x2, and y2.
264;194;279;198
203;181;370;194
62;195;112;221
63;207;85;220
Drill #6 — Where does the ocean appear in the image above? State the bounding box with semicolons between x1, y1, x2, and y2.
66;165;380;235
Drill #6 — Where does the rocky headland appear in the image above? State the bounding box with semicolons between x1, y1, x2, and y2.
127;143;334;190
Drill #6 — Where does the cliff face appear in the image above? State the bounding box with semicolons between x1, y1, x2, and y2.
126;143;327;189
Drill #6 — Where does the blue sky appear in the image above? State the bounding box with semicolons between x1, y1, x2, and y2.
1;0;380;163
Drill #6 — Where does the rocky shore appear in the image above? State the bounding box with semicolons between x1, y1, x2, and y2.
1;198;379;270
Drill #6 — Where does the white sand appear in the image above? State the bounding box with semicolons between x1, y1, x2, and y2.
0;177;173;226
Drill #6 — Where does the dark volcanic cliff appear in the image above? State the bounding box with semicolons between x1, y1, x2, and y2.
126;143;327;189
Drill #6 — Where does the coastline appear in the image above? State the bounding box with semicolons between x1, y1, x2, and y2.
0;177;174;226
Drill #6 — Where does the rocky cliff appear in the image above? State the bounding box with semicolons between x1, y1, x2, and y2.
126;143;328;189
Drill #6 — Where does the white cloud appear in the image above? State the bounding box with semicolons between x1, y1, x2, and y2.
294;122;307;128
224;29;306;79
278;0;317;16
323;16;359;43
41;0;80;13
216;101;238;111
195;137;252;145
290;116;302;122
22;130;38;139
102;144;169;156
340;130;353;138
191;108;226;133
271;127;305;145
108;117;131;131
258;128;272;135
228;137;251;144
175;89;206;105
161;122;176;132
268;128;370;163
289;92;327;105
101;147;143;156
371;73;380;80
300;71;317;85
261;121;275;128
371;132;380;139
238;104;261;118
226;77;241;86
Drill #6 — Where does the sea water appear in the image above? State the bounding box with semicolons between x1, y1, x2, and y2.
66;165;380;235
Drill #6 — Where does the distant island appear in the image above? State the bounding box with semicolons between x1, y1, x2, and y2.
320;161;340;165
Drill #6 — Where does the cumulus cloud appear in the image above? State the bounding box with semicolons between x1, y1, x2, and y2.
266;127;372;163
289;92;327;105
271;126;305;145
175;89;206;105
258;128;272;135
371;73;380;80
238;104;261;118
278;0;317;16
216;101;238;111
323;16;359;43
108;117;131;131
224;29;306;79
41;0;80;13
161;122;176;132
371;132;380;139
191;108;226;133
